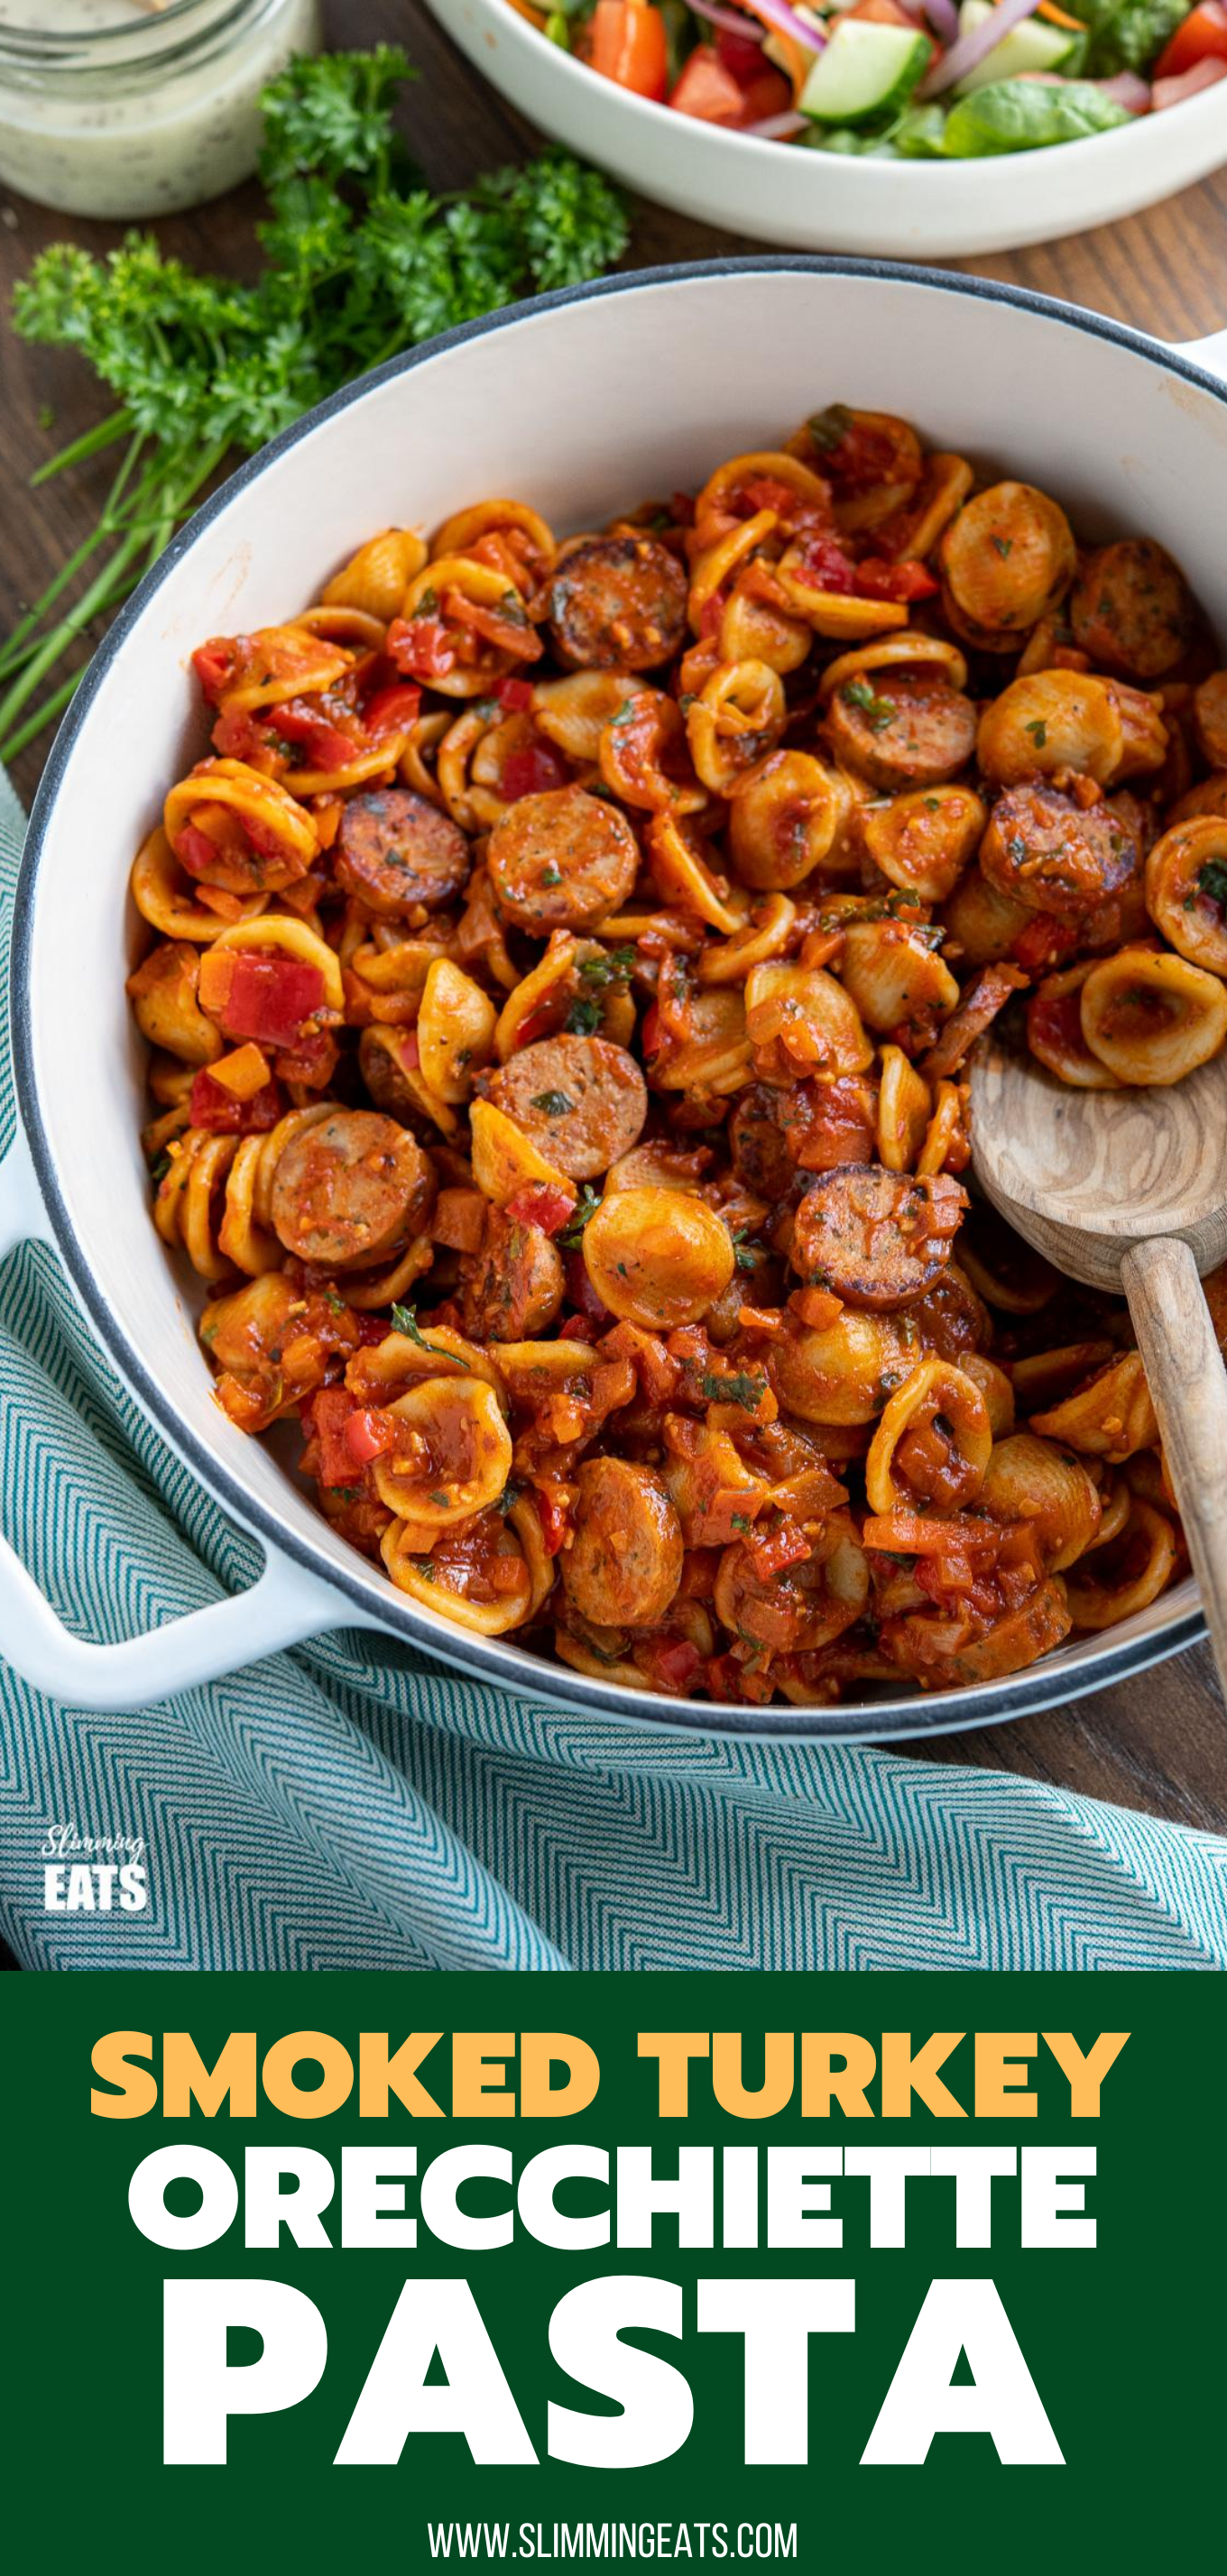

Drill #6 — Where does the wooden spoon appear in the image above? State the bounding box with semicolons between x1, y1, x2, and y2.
970;1035;1227;1689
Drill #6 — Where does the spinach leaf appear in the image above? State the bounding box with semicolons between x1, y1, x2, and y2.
943;78;1130;157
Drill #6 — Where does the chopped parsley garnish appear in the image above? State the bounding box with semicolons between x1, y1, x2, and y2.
323;1287;347;1315
991;535;1012;558
496;1483;522;1517
578;945;635;989
328;1486;364;1504
390;1302;471;1368
1196;857;1227;915
147;1149;171;1187
557;1184;600;1250
730;1513;752;1535
1025;719;1048;748
531;1089;574;1116
700;1369;767;1411
412;585;439;619
843;676;896;731
731;1228;757;1273
540;864;563;888
565;997;602;1036
807;402;853;453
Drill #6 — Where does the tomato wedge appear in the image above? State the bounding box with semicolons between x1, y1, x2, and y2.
589;1;669;100
1154;0;1227;80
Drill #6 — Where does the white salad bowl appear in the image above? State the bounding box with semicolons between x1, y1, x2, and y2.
431;0;1227;258
3;261;1223;1729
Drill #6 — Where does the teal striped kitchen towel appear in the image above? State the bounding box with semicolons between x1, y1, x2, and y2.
1;768;1224;1972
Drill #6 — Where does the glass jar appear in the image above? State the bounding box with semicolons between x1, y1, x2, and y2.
0;0;322;219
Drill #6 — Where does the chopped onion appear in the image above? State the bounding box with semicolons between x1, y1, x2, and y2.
920;0;960;41
691;3;768;38
741;108;812;134
918;0;1042;97
741;0;827;55
1095;69;1151;111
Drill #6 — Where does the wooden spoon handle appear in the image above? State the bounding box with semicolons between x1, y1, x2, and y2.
1121;1235;1227;1697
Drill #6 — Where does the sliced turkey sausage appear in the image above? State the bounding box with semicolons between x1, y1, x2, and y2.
1069;538;1193;680
560;1457;684;1628
460;1208;564;1341
336;787;471;915
488;785;640;933
979;782;1137;919
548;535;688;673
485;1035;647;1180
271;1110;435;1271
791;1163;967;1310
825;670;976;790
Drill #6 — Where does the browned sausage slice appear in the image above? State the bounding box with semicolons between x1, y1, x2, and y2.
791;1164;967;1310
271;1110;435;1270
488;786;640;933
979;783;1137;918
336;787;471;915
1070;539;1193;680
729;1081;795;1201
460;1208;565;1341
549;536;688;673
825;671;976;790
485;1035;648;1180
560;1457;684;1628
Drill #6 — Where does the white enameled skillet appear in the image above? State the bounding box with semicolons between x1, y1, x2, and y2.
433;0;1227;260
1;261;1222;1726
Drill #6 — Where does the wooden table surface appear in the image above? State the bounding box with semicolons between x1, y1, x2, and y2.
0;0;1223;1834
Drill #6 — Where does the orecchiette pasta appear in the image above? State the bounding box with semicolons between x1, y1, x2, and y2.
125;402;1221;1704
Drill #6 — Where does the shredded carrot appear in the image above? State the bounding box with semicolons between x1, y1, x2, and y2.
1037;4;1087;25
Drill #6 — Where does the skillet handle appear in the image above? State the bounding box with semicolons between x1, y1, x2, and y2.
0;1126;354;1711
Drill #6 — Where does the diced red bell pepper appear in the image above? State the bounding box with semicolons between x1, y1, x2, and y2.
559;1313;594;1342
641;1002;661;1055
361;682;421;741
200;949;328;1049
269;699;355;771
638;1635;702;1694
590;0;669;99
344;1407;397;1467
189;1069;284;1134
506;1182;577;1236
501;740;573;801
1010;913;1079;976
211;706;265;763
192;639;236;704
386;613;457;681
175;820;230;881
855;557;941;603
311;1388;360;1489
495;675;536;712
1155;0;1227;79
274;1026;339;1090
532;1487;572;1557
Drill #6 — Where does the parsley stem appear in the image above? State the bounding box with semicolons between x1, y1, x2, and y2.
30;407;133;487
0;521;150;746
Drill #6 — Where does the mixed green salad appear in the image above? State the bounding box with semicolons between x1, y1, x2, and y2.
520;0;1227;159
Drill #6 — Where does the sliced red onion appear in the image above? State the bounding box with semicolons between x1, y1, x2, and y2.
691;3;768;39
1096;69;1151;110
741;108;812;133
741;0;826;55
921;0;961;41
918;0;1042;97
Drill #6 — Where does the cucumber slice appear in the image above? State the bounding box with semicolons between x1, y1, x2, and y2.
798;21;933;128
954;0;1080;92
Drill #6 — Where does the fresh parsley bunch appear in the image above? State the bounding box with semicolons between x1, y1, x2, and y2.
0;44;629;766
